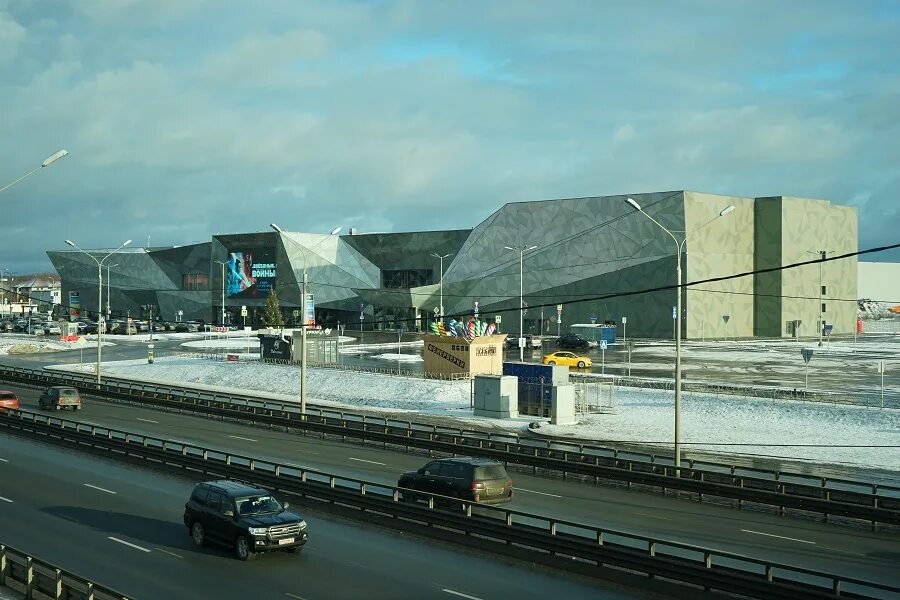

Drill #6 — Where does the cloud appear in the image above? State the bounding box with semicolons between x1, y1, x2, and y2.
0;0;898;274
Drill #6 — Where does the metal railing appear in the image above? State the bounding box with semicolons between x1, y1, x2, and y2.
1;364;898;526
1;410;897;600
0;543;131;600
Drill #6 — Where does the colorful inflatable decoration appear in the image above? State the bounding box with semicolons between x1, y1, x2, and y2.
429;318;498;341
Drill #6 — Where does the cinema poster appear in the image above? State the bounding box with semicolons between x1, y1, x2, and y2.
225;248;277;298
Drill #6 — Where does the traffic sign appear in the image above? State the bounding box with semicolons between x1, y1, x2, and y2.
599;340;608;350
241;305;248;317
556;304;563;313
801;348;814;363
590;314;597;324
622;316;627;324
672;306;677;319
494;315;501;324
722;315;730;324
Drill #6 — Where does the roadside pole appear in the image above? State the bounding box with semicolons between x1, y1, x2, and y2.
878;360;885;408
600;339;607;375
801;348;814;392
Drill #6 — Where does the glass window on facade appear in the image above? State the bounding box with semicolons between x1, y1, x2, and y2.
182;273;209;291
381;269;432;289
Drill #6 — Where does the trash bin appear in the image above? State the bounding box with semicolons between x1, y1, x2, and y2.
148;344;155;364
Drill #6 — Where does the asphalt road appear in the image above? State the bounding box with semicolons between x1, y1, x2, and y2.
0;433;642;600
2;382;897;588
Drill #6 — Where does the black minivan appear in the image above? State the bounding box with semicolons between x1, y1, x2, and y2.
183;480;308;560
398;457;513;504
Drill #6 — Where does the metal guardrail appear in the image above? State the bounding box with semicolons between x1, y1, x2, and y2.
1;364;898;526
1;410;897;600
0;543;130;600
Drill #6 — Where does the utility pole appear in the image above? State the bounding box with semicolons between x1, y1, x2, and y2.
809;250;831;347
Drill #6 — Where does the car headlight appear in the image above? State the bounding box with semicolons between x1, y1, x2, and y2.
248;527;268;535
298;520;307;530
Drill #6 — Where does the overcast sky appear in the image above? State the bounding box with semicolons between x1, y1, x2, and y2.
1;0;898;274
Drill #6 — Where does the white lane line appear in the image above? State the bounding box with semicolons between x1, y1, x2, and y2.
227;435;258;442
348;457;386;466
634;512;672;521
0;496;12;503
108;537;151;553
741;529;816;545
0;457;8;462
442;589;484;600
285;593;308;600
136;417;159;424
84;483;117;495
154;547;183;558
514;487;562;498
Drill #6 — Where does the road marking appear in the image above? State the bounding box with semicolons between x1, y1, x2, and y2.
442;590;484;600
0;457;8;462
227;435;258;442
514;487;562;498
741;529;815;545
285;593;308;600
634;512;672;521
153;547;183;558
84;483;117;495
136;417;159;424
348;457;385;466
0;496;12;503
108;537;151;553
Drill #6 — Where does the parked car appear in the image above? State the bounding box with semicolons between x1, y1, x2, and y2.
505;335;543;349
0;390;20;411
38;386;81;411
398;457;514;504
45;322;61;335
174;322;189;333
555;334;590;349
542;351;592;369
183;480;308;560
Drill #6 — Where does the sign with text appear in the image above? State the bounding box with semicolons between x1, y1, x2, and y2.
225;248;277;299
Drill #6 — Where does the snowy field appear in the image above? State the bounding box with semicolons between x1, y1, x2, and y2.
45;354;899;471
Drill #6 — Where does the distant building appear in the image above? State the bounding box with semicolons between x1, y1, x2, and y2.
48;191;858;338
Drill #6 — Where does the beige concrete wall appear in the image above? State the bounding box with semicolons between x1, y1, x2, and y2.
776;197;857;337
683;192;756;339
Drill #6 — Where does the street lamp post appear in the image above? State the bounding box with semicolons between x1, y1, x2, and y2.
105;264;119;321
65;239;132;384
625;198;734;472
270;223;341;416
430;253;453;321
0;150;69;194
503;244;538;362
214;260;227;326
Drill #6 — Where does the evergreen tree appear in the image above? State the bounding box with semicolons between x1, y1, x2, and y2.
263;290;285;327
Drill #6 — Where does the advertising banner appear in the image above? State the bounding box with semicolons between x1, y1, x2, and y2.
69;291;80;318
259;334;291;360
225;248;277;298
304;293;315;326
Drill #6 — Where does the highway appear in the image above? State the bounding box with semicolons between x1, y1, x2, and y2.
0;433;642;600
1;380;897;588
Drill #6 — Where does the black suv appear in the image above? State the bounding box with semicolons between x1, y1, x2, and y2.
183;480;308;560
398;458;513;504
555;334;589;349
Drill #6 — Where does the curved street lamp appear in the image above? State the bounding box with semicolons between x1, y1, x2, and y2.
65;238;132;385
503;244;538;362
625;198;734;473
269;223;341;415
0;150;69;194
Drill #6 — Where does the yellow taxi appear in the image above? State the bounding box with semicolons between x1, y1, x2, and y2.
542;351;592;368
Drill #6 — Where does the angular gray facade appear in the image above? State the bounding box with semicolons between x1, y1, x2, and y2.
48;190;857;338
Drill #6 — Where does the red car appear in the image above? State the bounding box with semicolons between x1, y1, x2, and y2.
0;390;20;411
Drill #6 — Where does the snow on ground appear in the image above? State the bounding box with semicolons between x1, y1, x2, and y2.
44;354;899;470
0;334;111;355
372;353;424;362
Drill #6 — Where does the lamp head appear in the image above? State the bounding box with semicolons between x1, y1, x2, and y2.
526;245;538;252
42;149;69;168
625;197;642;211
719;205;736;217
65;240;76;248
270;223;283;233
329;226;342;235
503;246;514;251
123;240;132;247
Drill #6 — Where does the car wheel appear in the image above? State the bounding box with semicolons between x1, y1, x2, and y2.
577;361;586;368
235;535;254;561
191;522;205;547
547;361;555;365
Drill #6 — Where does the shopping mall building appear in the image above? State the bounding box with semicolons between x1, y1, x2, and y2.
48;190;858;339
